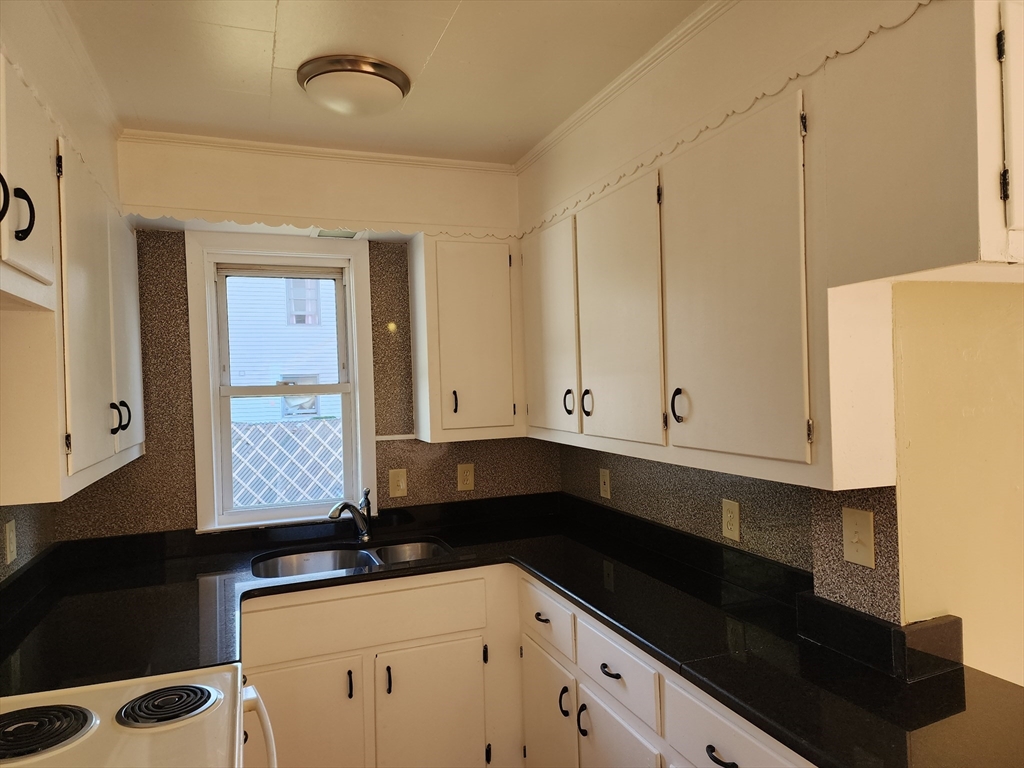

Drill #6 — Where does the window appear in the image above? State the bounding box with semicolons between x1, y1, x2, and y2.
185;232;375;532
286;278;320;325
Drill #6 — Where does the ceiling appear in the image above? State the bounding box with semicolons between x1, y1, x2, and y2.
63;0;704;165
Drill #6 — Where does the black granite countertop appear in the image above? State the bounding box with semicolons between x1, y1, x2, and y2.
1;494;1021;768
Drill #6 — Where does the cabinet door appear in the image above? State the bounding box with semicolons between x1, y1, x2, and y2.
0;56;59;286
107;209;145;453
243;655;365;768
576;683;659;768
522;219;581;433
436;241;515;430
522;635;579;768
661;91;810;463
59;142;116;474
576;171;665;446
375;636;486;768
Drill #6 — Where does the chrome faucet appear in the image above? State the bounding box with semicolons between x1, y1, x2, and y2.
328;488;372;543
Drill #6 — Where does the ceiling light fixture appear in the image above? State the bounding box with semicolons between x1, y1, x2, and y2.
297;55;411;116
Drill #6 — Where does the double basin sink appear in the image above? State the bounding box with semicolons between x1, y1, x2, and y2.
251;540;452;579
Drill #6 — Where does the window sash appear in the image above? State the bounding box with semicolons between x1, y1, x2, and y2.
213;265;355;520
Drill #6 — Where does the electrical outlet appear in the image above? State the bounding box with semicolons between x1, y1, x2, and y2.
388;468;408;498
457;463;474;491
722;499;740;542
5;520;16;565
843;507;875;568
599;468;611;499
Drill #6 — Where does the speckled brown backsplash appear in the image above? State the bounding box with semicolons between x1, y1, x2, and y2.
0;504;55;583
369;242;414;436
559;445;900;623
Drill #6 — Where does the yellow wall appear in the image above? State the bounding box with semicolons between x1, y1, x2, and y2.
894;281;1024;686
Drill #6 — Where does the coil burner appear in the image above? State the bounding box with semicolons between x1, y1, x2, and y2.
115;685;218;728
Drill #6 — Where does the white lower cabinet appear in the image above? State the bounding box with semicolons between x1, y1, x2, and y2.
522;635;579;768
577;683;660;768
375;637;486;768
243;655;365;768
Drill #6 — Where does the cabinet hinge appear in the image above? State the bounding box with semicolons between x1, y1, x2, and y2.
800;112;808;136
806;419;815;444
55;155;63;178
483;644;489;664
662;412;668;430
1000;168;1010;202
485;744;492;764
64;433;72;454
997;29;1006;62
656;185;663;205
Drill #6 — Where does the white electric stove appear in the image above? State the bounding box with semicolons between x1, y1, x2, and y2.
0;663;276;767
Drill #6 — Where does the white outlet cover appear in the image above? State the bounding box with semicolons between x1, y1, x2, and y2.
388;468;408;498
5;519;16;565
599;468;611;499
842;507;875;568
457;463;474;491
722;499;740;542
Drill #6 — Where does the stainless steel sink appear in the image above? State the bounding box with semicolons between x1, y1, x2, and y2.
251;540;452;578
375;541;451;564
252;548;381;578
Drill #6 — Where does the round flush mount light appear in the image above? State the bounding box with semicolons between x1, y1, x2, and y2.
297;55;411;116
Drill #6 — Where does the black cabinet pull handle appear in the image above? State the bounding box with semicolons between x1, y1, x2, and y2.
453;390;458;413
599;663;622;680
558;685;570;717
576;703;588;737
706;745;738;768
670;387;685;423
581;389;593;417
118;401;132;431
347;669;353;699
243;730;248;745
0;172;9;223
386;665;392;694
563;389;574;415
110;402;123;435
534;611;550;624
13;188;35;242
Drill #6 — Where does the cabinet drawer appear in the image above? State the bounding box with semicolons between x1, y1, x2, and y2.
664;677;805;768
243;578;486;668
576;619;659;732
519;579;575;661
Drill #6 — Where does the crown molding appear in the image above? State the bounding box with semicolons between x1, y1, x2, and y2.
513;0;738;174
119;130;518;176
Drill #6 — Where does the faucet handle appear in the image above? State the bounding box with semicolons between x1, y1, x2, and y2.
359;488;372;514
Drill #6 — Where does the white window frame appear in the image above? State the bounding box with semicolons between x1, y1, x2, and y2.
185;231;376;533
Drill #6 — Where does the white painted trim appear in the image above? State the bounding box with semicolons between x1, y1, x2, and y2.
375;434;417;441
185;231;376;533
513;0;738;174
119;129;516;176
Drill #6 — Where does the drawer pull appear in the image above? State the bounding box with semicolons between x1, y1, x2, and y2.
110;402;123;435
599;662;622;680
576;703;588;737
12;188;34;242
563;389;574;415
347;669;353;699
706;745;738;768
453;390;459;413
0;172;9;223
558;685;570;717
386;665;392;694
534;611;551;624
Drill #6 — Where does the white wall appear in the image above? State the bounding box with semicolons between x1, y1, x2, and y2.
0;0;120;205
894;280;1024;686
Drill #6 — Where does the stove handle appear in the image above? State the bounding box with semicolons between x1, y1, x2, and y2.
243;685;278;768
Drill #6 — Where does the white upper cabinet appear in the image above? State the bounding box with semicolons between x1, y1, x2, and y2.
0;55;60;309
522;218;581;434
410;235;525;442
661;91;811;463
108;209;145;453
436;241;515;430
576;170;665;446
60;142;117;475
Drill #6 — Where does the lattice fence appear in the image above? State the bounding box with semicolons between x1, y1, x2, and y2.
231;419;345;508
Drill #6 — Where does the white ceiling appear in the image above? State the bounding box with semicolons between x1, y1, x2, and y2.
63;0;704;165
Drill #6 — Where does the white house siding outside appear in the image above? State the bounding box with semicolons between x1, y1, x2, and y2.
225;276;346;508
